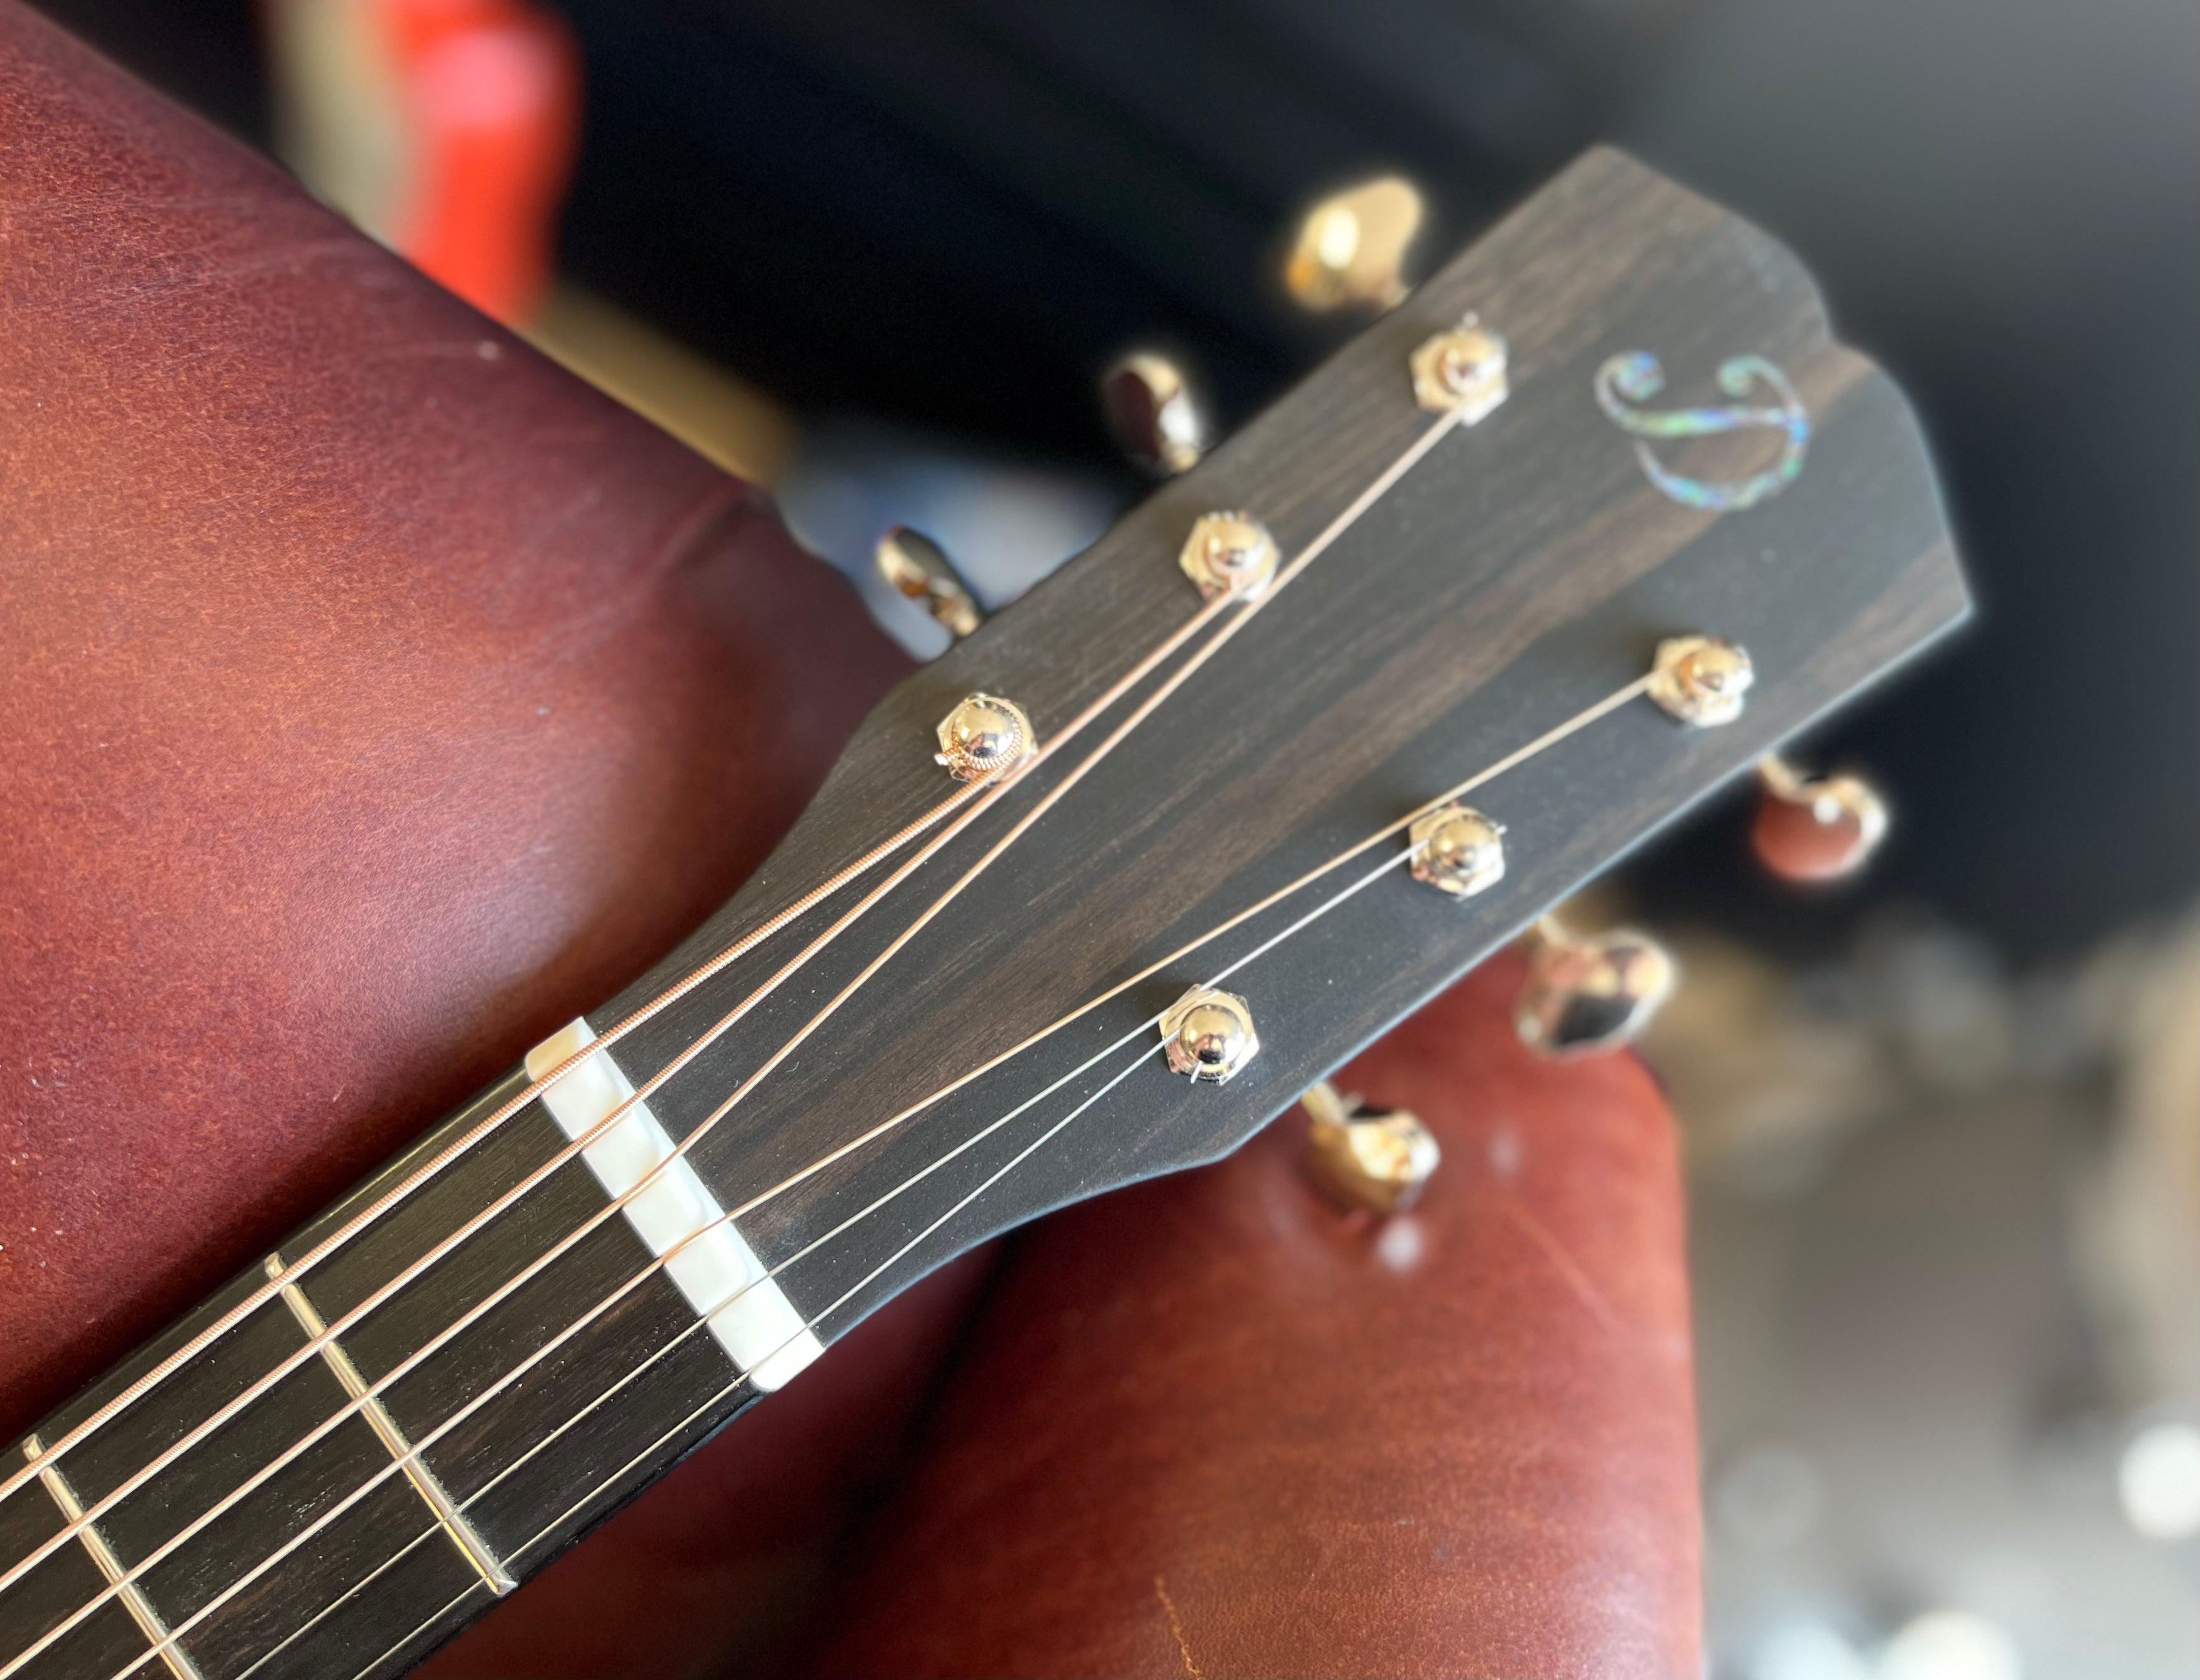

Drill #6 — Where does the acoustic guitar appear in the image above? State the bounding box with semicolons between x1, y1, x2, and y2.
0;102;1963;1680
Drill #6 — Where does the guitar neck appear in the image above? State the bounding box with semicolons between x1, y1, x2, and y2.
1;146;1965;1680
5;1066;741;1679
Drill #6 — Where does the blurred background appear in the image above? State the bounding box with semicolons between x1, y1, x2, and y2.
29;2;2196;1674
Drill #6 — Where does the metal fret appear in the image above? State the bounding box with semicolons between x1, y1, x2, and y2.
261;1257;514;1599
18;1438;199;1680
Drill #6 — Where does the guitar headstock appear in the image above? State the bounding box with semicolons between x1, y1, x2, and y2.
598;146;1965;1335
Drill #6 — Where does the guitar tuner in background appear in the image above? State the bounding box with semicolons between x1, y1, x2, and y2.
1098;351;1211;477
1752;753;1892;882
1300;1080;1441;1215
872;527;985;643
1283;177;1428;314
1516;918;1680;1058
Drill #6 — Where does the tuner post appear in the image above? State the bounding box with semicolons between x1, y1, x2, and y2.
1160;986;1261;1085
1410;316;1509;423
1178;511;1280;600
934;693;1034;782
1407;803;1507;900
1648;634;1754;726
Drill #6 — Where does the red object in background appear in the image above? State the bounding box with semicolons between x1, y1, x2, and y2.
269;0;580;323
389;1;578;321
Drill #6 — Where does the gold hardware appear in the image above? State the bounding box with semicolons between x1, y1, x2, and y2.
1100;350;1209;475
1283;177;1424;311
934;693;1033;782
1754;754;1889;880
1409;316;1509;422
1302;1081;1440;1213
876;526;984;640
1648;634;1754;726
1178;511;1280;600
1516;917;1676;1057
1160;986;1260;1084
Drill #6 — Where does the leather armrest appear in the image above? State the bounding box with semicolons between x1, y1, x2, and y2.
0;0;903;1436
807;953;1702;1679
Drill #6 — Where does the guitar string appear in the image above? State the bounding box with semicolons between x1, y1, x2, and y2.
0;537;1263;1513
0;776;992;1501
0;765;1018;1610
227;1037;1182;1680
9;661;1604;1678
13;658;1646;1680
482;389;1489;1366
88;664;1652;1680
133;835;1420;1680
194;1040;1172;1680
0;396;1480;1645
0;569;1248;1570
4;378;1468;1516
129;829;1411;1680
0;391;1441;1597
348;1037;1175;1680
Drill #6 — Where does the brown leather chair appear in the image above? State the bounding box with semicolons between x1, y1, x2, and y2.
0;8;1700;1674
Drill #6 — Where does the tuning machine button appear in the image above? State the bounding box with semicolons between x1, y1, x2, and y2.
1753;754;1889;881
1100;350;1210;476
875;526;984;640
1301;1080;1440;1214
1514;917;1675;1057
1283;176;1425;313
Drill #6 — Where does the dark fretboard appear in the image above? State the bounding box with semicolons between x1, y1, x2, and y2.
1;1067;758;1680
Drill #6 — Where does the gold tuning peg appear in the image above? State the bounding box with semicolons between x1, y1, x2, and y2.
1515;917;1676;1057
874;526;984;640
1283;176;1425;313
1752;754;1889;881
1301;1080;1441;1213
1100;350;1209;475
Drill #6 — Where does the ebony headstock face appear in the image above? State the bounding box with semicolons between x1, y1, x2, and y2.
600;146;1966;1335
